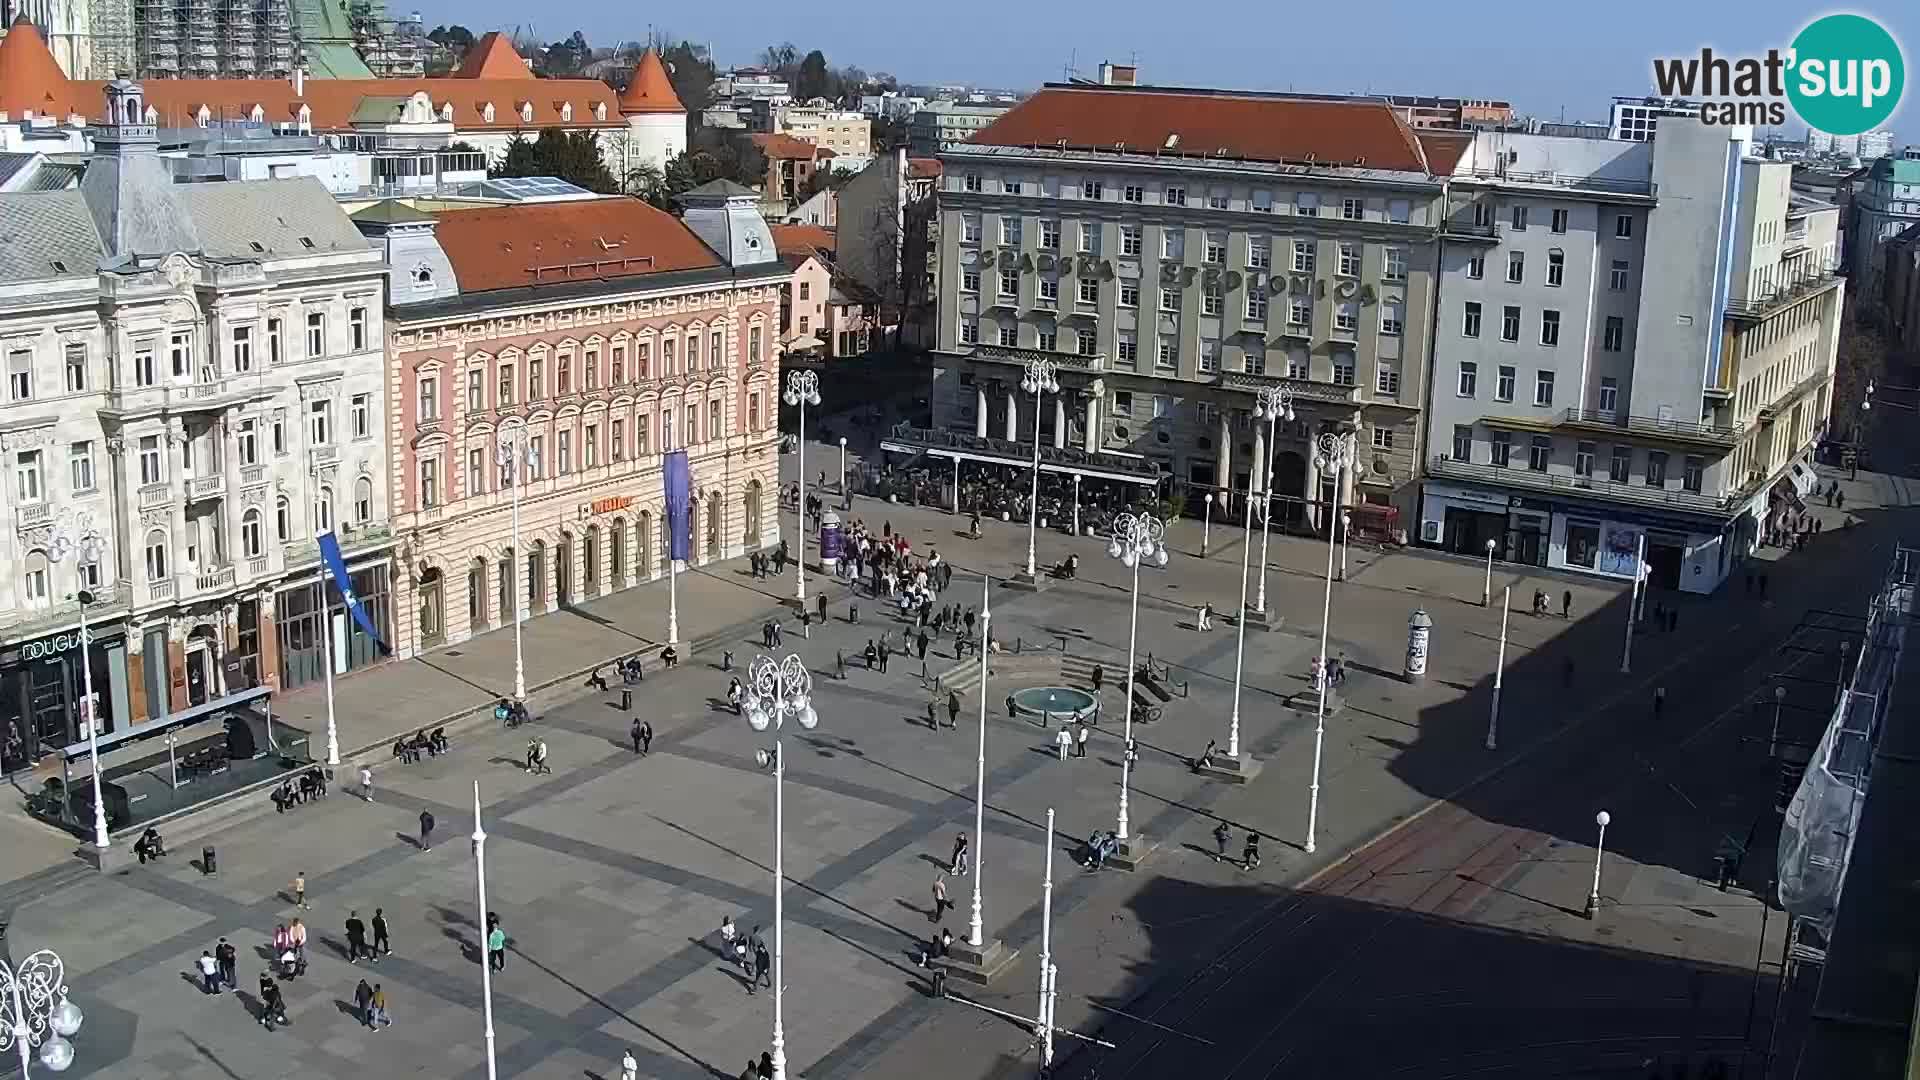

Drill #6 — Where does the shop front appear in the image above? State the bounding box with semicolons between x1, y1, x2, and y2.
1418;481;1515;559
275;559;394;691
1;622;132;767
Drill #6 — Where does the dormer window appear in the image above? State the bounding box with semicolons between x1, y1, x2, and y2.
250;104;265;122
440;102;453;122
594;102;606;122
195;105;211;128
143;104;158;123
482;102;495;123
411;265;434;289
560;102;573;122
296;104;311;132
518;102;533;124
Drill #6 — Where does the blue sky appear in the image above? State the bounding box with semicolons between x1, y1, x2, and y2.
453;1;1913;141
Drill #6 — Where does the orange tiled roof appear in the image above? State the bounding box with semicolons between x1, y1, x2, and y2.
969;85;1434;174
1415;131;1473;175
752;132;824;160
617;49;682;115
770;223;835;258
454;32;532;79
430;197;723;293
907;157;943;178
0;19;621;131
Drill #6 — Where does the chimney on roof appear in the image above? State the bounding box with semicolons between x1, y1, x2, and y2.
293;66;304;98
1098;61;1138;86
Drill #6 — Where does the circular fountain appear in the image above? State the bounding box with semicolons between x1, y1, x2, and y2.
1009;686;1099;724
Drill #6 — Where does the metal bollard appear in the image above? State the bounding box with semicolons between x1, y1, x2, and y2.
202;845;217;875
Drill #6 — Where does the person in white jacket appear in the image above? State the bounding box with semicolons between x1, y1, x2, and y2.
620;1050;638;1080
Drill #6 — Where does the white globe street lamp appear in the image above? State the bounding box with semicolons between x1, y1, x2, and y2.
470;782;498;1080
1251;385;1295;617
743;653;819;1080
784;371;822;606
1585;809;1612;920
1020;358;1060;581
46;514;109;850
495;430;539;700
1107;512;1167;840
0;949;84;1076
1305;431;1355;855
1224;387;1292;763
1482;536;1497;607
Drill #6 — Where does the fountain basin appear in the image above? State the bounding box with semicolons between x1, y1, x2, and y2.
1009;686;1099;723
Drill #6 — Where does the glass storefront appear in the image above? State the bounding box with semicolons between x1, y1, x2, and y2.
1;628;128;765
275;562;393;691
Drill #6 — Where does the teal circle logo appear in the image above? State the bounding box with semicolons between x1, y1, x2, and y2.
1788;14;1905;136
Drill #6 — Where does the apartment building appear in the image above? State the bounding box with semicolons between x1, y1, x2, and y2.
1421;121;1842;593
926;84;1458;535
0;80;392;760
371;183;786;656
1384;95;1514;131
838;148;941;348
1609;96;1702;142
760;99;871;159
908;100;1011;155
1846;157;1920;302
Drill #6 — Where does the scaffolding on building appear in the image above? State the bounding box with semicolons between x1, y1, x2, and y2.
78;0;416;82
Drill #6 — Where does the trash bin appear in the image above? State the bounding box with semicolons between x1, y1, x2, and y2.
930;966;948;999
202;845;217;875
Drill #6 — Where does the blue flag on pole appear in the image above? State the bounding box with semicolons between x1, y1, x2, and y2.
318;532;388;653
664;450;692;562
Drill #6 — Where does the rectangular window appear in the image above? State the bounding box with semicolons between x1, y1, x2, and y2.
308;399;332;445
13;449;42;503
683;407;697;446
418;376;438;422
1120;282;1139;308
1534;370;1555;406
1244;344;1265;375
237;419;257;466
1598;376;1619;413
1081;180;1103;200
1371;424;1395;449
637;341;652;378
1160;287;1181;313
271;412;286;456
1334;301;1358;333
1511;204;1529;230
68;441;92;492
1037;329;1057;352
1246;293;1269;320
611;419;626;460
1207;189;1229;210
1337;242;1360;277
1501;305;1521;342
1382;246;1407;281
6;349;29;401
1506;251;1525;283
585;423;599;468
961;270;979;294
1198;338;1220;373
1202;286;1224;316
1496;365;1516;402
1038;277;1059;306
170;332;192;378
997;326;1017;347
267;318;282;365
1551;208;1568;233
1490;431;1512;467
1000;217;1021;245
1527;436;1551;472
999;270;1018;298
528;357;544;398
1574;441;1595;477
1376;365;1400;395
1452;424;1473;461
1122;184;1144;204
611;346;625;384
1609;446;1631;483
1610;259;1630;291
1457;361;1478;396
1615;214;1633;238
1387;198;1411;224
1121;226;1142;256
1603;316;1624;352
468;447;485;494
963;172;982;193
1078;278;1099;305
1293;240;1316;273
467;370;484;412
351;392;371;438
1252;190;1273;213
1379;300;1403;336
1341;197;1364;221
1463;301;1482;337
1248;239;1271;270
1645;450;1667;486
63;343;87;391
1204;233;1226;264
1156;337;1176;370
349;307;369;352
227;326;251;374
139;435;163;485
1164;186;1187;207
1040;219;1060;250
1466;254;1485;280
1078;223;1099;253
1112;390;1133;415
419;456;439;508
959;318;979;345
962;216;981;244
1683;455;1704;493
1076;328;1097;355
305;312;324;358
1546;250;1564;287
635;416;650;455
1115;333;1137;368
1296;192;1320;217
1162;229;1184;260
1474;201;1493;227
1540;309;1561;346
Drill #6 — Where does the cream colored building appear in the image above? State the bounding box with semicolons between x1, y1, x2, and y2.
773;100;871;159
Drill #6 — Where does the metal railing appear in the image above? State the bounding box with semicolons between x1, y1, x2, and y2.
965;344;1106;371
15;503;51;529
187;474;225;499
149;579;175;601
1428;454;1731;514
882;423;1163;481
1725;272;1841;319
195;564;235;592
1558;407;1743;444
138;483;172;509
1455;166;1656;197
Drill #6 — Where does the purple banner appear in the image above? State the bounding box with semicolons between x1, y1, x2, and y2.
664;450;691;562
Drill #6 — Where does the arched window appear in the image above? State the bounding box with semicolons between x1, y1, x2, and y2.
241;508;263;558
22;549;50;608
354;477;374;523
145;529;169;579
412;265;434;289
275;496;291;542
314;486;334;534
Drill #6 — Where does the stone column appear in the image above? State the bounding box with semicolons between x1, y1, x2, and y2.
1005;389;1019;442
167;420;190;585
1215;411;1232;495
222;414;243;569
974;386;989;438
1053;395;1067;449
1085;379;1104;452
1251;419;1267;498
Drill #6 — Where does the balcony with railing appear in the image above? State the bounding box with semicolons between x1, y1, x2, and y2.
281;522;396;572
962;344;1107;372
138;482;172;509
880;423;1162;482
0;584;127;640
1213;371;1360;404
1438;215;1501;243
1555;407;1744;447
194;564;236;593
1725;270;1841;321
185;474;225;500
1428;455;1734;515
1453;166;1657;200
14;502;51;530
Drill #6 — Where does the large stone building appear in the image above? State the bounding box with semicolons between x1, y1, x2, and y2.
924;83;1459;535
1847;157;1920;303
368;183;786;657
0;79;392;761
1420;121;1842;593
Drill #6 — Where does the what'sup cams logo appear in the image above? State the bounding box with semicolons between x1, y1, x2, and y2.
1651;13;1905;135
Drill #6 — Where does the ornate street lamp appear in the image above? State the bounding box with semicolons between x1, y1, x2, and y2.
1019;358;1060;582
784;371;822;605
1106;513;1167;840
1304;430;1355;854
0;949;84;1075
742;653;819;1080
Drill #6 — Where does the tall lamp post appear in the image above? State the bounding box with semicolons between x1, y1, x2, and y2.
1584;809;1611;919
784;371;821;605
1199;488;1225;558
1482;537;1497;607
1305;431;1355;855
470;782;498;1080
968;575;991;948
838;436;849;510
1251;385;1295;617
1107;513;1167;841
0;949;85;1075
48;519;108;850
742;653;819;1080
495;430;538;702
1485;585;1510;751
1020;358;1060;582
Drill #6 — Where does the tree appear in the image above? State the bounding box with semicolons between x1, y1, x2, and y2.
540;30;590;76
796;49;830;100
625;161;668;207
760;42;798;73
489;129;618;194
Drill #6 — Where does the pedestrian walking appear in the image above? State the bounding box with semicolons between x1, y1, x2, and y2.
487;924;506;970
620;1050;639;1080
762;621;775;649
369;984;390;1029
1213;820;1232;862
1197;602;1213;631
214;937;237;990
631;718;644;754
354;977;375;1027
289;918;308;974
345;910;368;963
758;1050;775;1079
946;691;960;728
1653;686;1667;719
258;973;287;1030
290;872;308;910
1054;725;1073;761
925;698;939;730
359;765;373;802
1561;589;1572;618
1074;722;1090;758
753;938;771;989
1091;664;1105;693
916;630;930;661
950;833;969;876
1242;831;1262;871
639;721;653;755
371;908;391;958
418;809;435;851
197;950;220;994
930;874;951;921
878;641;891;673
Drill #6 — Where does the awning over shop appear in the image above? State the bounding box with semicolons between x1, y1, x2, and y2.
880;425;1164;488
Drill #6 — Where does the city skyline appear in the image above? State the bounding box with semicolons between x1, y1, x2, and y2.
426;0;1913;145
